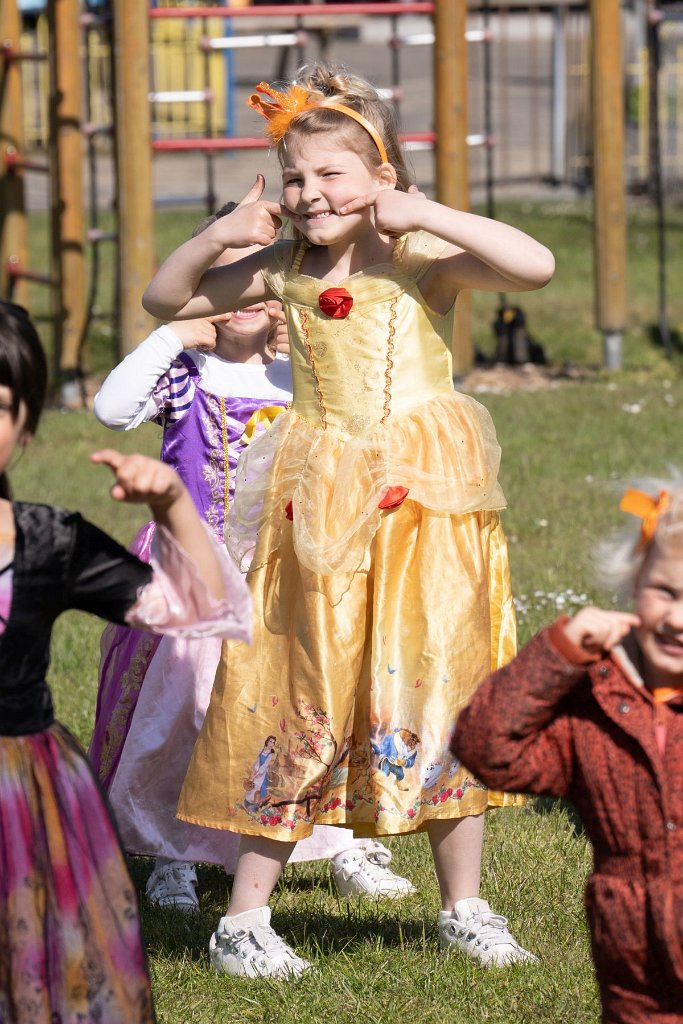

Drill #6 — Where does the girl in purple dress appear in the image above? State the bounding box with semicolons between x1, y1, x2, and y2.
0;300;251;1022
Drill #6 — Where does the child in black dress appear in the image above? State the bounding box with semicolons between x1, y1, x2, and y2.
0;300;251;1024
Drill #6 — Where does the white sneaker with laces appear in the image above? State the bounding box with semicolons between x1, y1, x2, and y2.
439;897;538;967
209;906;311;979
330;841;417;900
145;860;199;912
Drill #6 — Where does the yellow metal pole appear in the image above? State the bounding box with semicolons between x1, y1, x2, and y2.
0;0;28;305
590;0;627;369
434;0;472;375
47;0;87;393
112;0;155;357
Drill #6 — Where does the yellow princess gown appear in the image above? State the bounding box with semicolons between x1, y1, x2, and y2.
177;229;521;840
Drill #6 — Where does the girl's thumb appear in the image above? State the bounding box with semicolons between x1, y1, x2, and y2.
238;174;265;206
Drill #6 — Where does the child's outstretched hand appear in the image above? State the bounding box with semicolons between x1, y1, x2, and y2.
92;450;226;599
90;450;184;513
563;607;641;655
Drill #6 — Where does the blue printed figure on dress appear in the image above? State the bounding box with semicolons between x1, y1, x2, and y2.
142;61;554;977
372;728;419;791
244;735;279;810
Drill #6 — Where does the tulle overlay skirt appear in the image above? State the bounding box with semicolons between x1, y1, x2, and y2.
179;394;521;841
0;724;155;1024
226;391;507;581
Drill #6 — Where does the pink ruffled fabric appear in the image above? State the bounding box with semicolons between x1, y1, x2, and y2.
126;522;251;643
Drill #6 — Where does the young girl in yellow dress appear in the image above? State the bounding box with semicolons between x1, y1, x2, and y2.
143;62;555;978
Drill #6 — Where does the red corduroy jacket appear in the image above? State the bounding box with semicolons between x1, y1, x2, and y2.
452;623;683;1022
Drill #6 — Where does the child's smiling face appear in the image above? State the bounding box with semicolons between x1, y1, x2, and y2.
281;135;384;247
634;548;683;688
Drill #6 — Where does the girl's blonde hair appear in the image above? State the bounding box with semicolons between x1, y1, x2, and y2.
597;472;683;597
277;62;414;193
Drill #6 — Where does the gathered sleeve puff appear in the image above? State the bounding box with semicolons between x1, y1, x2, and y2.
450;624;591;800
93;325;188;430
125;521;251;642
393;230;454;283
64;512;251;644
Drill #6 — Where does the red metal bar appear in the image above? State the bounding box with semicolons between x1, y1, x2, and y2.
150;4;433;17
5;259;54;286
152;131;436;152
0;41;48;61
4;148;49;173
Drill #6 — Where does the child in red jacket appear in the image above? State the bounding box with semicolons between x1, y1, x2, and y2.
452;482;683;1023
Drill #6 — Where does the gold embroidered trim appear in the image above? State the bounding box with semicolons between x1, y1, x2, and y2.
381;296;398;424
220;397;230;522
203;396;230;542
96;632;159;781
299;308;328;429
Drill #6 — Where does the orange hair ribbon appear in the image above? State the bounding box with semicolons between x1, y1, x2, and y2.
247;81;389;164
619;487;670;548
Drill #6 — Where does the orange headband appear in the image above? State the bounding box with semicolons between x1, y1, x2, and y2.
247;81;389;165
619;487;670;549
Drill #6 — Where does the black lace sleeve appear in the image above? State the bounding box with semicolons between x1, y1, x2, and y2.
0;504;155;735
64;512;153;624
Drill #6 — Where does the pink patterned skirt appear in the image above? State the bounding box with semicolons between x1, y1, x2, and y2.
0;723;155;1024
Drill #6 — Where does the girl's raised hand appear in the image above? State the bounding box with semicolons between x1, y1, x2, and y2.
266;302;289;356
90;450;184;512
92;450;226;599
338;187;426;236
563;607;641;655
215;175;283;249
172;316;220;351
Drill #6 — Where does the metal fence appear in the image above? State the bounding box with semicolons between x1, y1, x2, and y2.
17;2;683;199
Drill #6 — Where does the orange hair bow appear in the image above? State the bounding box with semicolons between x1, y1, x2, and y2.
619;487;670;548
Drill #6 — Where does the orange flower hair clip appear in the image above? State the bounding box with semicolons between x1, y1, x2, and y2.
619;487;670;549
247;80;389;164
247;82;313;144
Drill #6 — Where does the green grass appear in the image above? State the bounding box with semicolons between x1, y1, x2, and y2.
14;373;683;1023
13;196;683;1022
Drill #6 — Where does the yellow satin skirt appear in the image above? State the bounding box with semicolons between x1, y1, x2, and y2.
178;498;521;840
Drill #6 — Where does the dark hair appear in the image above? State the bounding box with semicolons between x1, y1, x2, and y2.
0;302;48;498
192;201;238;238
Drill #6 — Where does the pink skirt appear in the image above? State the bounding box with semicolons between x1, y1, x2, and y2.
0;723;155;1024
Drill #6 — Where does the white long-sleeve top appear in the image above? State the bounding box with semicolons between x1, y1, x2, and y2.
94;325;292;431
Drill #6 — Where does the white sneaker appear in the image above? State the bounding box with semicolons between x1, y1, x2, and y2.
330;841;417;900
439;897;538;967
145;860;199;912
209;906;311;979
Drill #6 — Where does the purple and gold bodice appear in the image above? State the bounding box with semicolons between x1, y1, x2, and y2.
160;354;289;542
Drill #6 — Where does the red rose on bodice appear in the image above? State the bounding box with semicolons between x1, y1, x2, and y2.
318;287;353;319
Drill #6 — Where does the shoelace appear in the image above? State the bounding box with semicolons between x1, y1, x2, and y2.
231;922;300;964
170;862;197;883
151;863;197;896
461;910;516;948
364;841;393;869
